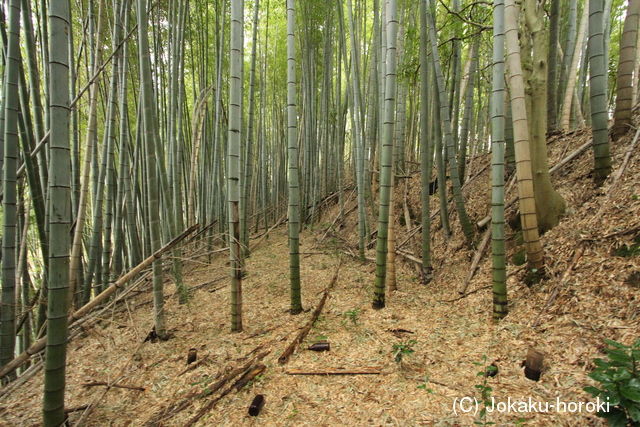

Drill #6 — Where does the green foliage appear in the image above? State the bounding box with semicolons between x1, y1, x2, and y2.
393;340;417;363
512;248;526;266
344;308;360;324
616;235;640;258
417;375;434;393
584;338;640;427
473;355;496;426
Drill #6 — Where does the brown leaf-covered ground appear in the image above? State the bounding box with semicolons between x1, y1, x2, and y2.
1;123;639;427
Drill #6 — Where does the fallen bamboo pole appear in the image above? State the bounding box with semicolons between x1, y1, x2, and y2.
286;367;382;375
83;381;145;391
277;261;341;365
457;228;492;294
0;224;200;380
532;245;585;328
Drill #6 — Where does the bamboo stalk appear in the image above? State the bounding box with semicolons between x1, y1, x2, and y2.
286;367;381;375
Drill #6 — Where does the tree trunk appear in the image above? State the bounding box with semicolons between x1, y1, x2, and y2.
522;0;566;232
504;0;544;272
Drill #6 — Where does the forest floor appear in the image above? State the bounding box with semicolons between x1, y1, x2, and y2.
1;122;639;427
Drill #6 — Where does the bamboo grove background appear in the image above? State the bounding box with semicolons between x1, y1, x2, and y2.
0;0;633;423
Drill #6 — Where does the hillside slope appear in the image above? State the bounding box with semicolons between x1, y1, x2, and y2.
1;123;638;426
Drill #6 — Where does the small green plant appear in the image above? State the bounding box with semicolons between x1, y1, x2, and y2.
512;247;526;266
344;308;361;324
473;355;496;426
393;340;417;363
313;334;328;343
584;338;640;427
417;375;434;393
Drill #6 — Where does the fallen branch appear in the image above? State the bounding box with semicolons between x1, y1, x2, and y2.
146;347;270;426
457;228;492;294
250;212;287;252
285;366;381;375
65;405;90;414
278;261;341;365
183;363;267;427
0;224;200;380
83;381;145;391
608;127;640;194
532;245;585;328
396;248;423;266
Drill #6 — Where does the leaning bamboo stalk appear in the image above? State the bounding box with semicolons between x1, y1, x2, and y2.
0;224;199;380
457;228;492;294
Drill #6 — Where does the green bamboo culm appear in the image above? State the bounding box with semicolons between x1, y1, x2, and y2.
491;0;508;321
287;0;302;315
588;0;612;185
419;0;434;284
373;0;398;310
426;0;475;243
229;0;244;331
42;0;72;423
1;0;21;382
137;0;167;339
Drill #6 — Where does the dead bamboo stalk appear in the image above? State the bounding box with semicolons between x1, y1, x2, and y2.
277;262;341;365
146;347;270;426
0;224;200;380
608;127;640;193
250;212;287;251
183;363;267;427
285;367;382;375
532;245;585;327
83;381;145;391
457;228;492;294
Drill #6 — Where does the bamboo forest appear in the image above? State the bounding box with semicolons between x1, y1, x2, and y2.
0;0;639;424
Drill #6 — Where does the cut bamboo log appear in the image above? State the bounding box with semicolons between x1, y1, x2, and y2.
285;366;382;375
277;262;341;365
524;347;544;381
457;228;492;294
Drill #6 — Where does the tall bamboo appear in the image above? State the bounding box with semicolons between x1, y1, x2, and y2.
42;0;71;423
1;0;21;378
491;0;508;320
372;0;398;309
137;0;167;339
588;0;611;184
229;0;244;331
287;0;303;314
